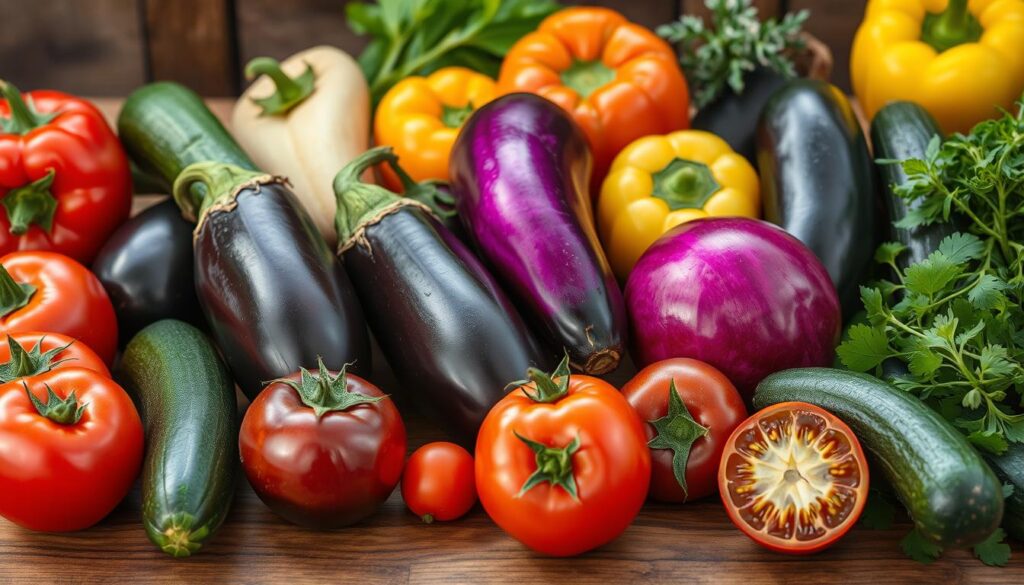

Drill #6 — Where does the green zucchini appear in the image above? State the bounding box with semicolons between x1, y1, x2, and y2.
870;101;954;271
986;443;1024;541
117;82;257;192
754;368;1003;549
117;319;238;558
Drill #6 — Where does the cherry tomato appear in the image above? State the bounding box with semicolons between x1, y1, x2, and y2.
0;356;143;531
719;401;869;554
402;442;476;523
622;358;747;503
475;357;650;556
239;361;406;529
0;251;117;365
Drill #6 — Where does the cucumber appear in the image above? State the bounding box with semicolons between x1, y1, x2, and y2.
117;82;257;192
117;319;237;557
754;368;1003;549
986;443;1024;541
870;102;955;270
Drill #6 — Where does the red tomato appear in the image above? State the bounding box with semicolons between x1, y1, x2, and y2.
0;331;109;378
0;367;143;531
719;401;869;554
475;358;650;556
239;362;406;529
402;442;476;523
0;251;117;365
621;358;747;503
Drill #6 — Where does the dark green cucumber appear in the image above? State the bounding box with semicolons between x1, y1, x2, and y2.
986;443;1024;541
754;368;1003;548
870;102;954;270
117;82;256;192
117;319;237;558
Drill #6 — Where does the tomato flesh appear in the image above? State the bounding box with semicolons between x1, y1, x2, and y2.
719;401;868;554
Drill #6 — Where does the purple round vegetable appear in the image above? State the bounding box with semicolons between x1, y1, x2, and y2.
450;93;626;375
625;217;840;399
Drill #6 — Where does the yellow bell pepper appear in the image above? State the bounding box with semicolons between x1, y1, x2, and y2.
374;67;497;191
852;0;1024;134
597;130;760;280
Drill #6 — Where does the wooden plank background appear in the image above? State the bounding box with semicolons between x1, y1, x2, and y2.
0;0;866;96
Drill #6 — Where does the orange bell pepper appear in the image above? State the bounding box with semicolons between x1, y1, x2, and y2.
374;67;497;191
497;7;690;192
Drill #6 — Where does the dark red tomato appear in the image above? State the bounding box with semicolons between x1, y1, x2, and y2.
719;401;869;554
402;442;476;523
238;361;406;529
621;358;747;503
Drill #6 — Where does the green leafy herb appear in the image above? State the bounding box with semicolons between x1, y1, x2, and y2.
838;99;1024;454
973;529;1011;567
346;0;558;105
901;528;943;564
657;0;808;108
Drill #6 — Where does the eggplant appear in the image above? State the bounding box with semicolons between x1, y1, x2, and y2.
92;198;204;342
757;80;878;318
332;148;547;439
693;68;788;164
173;163;370;398
450;93;627;375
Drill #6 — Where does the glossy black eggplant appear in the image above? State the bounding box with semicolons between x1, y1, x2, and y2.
757;79;877;317
172;163;370;398
693;68;788;164
870;101;955;271
92;198;204;342
334;148;547;439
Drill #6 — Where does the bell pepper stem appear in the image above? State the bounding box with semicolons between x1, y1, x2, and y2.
0;264;35;318
652;158;721;211
245;57;316;116
922;0;982;52
0;80;55;135
3;168;58;235
561;60;615;100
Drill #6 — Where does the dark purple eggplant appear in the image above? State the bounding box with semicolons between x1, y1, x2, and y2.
333;147;547;439
692;67;788;164
172;162;370;398
449;93;626;375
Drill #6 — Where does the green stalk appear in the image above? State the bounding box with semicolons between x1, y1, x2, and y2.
921;0;982;52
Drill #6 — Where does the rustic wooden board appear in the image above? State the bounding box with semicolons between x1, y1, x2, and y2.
143;0;238;96
1;98;1021;584
789;0;865;92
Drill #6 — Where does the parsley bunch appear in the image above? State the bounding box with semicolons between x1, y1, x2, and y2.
657;0;808;108
838;101;1024;456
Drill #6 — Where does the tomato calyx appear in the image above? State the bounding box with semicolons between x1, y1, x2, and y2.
275;356;383;419
0;264;36;317
25;382;87;425
515;431;581;501
647;380;709;498
509;353;571;403
0;335;72;382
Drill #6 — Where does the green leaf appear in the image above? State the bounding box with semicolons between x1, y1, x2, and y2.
981;345;1017;378
901;529;942;564
938;232;985;263
973;529;1011;567
904;252;963;296
837;324;891;372
968;274;1007;310
908;348;943;378
875;242;907;265
861;287;887;325
967;430;1008;455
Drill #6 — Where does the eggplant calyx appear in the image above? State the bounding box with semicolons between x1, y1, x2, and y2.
508;353;572;403
172;161;274;225
0;80;56;135
652;158;720;211
921;0;981;52
0;264;36;318
245;57;316;116
276;356;383;419
583;348;620;376
647;379;709;499
514;431;581;501
0;335;73;383
26;382;87;425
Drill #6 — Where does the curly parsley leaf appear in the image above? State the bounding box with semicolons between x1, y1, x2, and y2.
973;529;1011;567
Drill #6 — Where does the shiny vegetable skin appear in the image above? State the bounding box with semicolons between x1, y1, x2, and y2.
870;102;954;270
450;93;626;375
986;444;1024;541
92;199;203;342
754;368;1003;549
692;67;787;164
757;80;876;316
118;320;237;557
334;148;546;439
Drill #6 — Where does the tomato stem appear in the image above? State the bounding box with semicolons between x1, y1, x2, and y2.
514;431;581;501
0;335;72;383
508;352;572;403
646;379;709;499
25;382;86;425
275;356;383;418
0;264;36;318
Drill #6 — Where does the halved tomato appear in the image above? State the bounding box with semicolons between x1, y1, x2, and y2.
718;401;868;554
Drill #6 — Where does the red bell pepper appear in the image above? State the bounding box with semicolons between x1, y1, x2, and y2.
0;82;131;264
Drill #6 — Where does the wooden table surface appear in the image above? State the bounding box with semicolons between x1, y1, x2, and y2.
1;99;1021;584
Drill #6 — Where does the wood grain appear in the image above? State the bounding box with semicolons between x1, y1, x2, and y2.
560;0;678;28
2;98;1021;584
681;0;782;21
0;0;146;95
143;0;237;96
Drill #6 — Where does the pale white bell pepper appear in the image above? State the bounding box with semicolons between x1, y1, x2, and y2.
232;45;370;245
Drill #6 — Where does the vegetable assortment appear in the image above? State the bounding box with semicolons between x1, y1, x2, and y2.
6;0;1024;571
